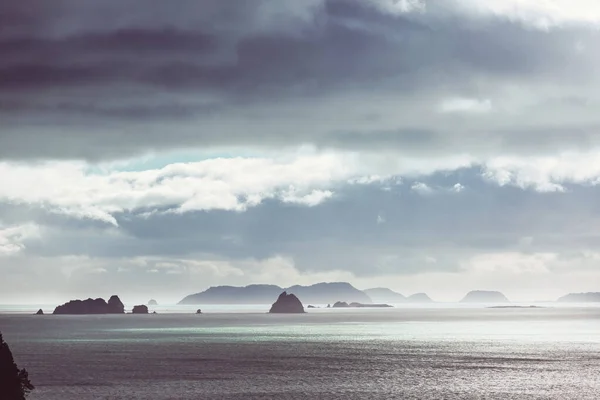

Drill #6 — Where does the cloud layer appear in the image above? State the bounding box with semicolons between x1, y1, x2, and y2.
2;0;600;160
2;0;600;302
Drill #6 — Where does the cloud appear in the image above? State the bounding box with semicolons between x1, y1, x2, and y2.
439;98;492;114
0;152;360;225
3;1;600;302
0;223;39;256
1;0;600;161
411;182;434;195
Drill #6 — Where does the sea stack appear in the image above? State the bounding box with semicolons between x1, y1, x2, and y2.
269;291;305;313
35;309;44;315
132;305;149;314
107;295;125;313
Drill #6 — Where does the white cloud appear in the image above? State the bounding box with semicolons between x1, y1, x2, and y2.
454;0;600;27
0;153;361;225
0;224;39;256
411;182;434;195
439;98;492;114
482;151;600;192
452;183;465;193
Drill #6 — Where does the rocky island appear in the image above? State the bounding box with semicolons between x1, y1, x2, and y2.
53;295;125;315
132;305;149;314
461;291;509;303
147;299;158;306
364;288;406;303
179;282;372;305
558;292;600;302
407;293;433;303
269;292;305;313
332;301;392;308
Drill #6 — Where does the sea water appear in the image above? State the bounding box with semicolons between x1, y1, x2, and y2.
1;306;599;399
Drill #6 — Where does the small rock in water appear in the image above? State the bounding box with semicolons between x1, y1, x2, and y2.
196;309;202;314
132;305;149;314
35;309;44;315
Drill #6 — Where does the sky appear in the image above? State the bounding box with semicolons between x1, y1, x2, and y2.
1;0;600;303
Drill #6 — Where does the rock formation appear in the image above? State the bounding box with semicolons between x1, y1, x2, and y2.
132;305;148;314
269;292;305;313
107;295;125;313
332;301;392;308
53;296;126;315
407;293;433;303
196;309;202;314
558;292;600;302
35;309;43;315
461;290;509;303
179;282;372;305
0;332;34;399
364;288;406;303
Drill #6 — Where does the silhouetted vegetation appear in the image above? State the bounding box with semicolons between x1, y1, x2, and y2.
0;332;34;399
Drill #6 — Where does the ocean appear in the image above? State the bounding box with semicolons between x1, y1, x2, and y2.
1;305;599;399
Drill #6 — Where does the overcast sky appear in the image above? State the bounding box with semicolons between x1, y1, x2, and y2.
1;0;600;304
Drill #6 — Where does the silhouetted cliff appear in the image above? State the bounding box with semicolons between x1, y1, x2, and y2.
0;332;34;399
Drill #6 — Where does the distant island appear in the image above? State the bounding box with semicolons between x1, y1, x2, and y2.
487;306;544;309
332;301;392;308
147;299;158;306
363;288;406;303
407;293;433;303
53;295;125;315
557;292;600;302
461;291;509;303
179;282;371;305
269;292;305;313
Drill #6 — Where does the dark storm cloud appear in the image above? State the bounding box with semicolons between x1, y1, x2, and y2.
2;0;600;160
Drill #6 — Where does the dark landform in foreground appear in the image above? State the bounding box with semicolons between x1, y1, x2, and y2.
557;292;600;302
179;282;373;305
461;290;510;303
0;332;34;399
332;301;392;308
269;292;305;313
53;295;125;315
